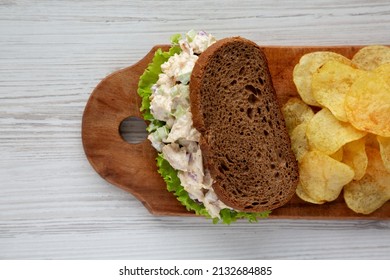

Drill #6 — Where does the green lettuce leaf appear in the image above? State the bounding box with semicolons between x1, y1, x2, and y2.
137;32;271;224
156;154;271;224
156;154;210;217
137;34;182;124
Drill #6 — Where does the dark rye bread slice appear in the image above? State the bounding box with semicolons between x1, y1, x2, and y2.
190;37;299;212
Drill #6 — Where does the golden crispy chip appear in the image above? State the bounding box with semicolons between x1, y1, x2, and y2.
344;146;390;214
290;122;310;162
282;97;315;135
306;108;367;155
288;48;390;214
293;52;353;106
345;71;390;137
374;63;390;83
366;146;390;187
296;182;325;204
312;61;363;122
377;135;390;172
352;45;390;71
365;133;379;148
344;174;389;215
342;138;367;180
299;150;355;202
330;147;343;161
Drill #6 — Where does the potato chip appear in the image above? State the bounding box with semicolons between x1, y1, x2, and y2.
342;138;367;180
290;122;310;162
344;146;390;214
352;45;390;71
306;108;367;155
288;48;390;214
312;61;363;122
345;71;390;137
373;63;390;83
330;147;343;161
293;52;353;106
282;97;315;134
365;133;379;148
344;174;389;214
366;146;390;187
299;150;355;202
377;135;390;172
296;182;325;204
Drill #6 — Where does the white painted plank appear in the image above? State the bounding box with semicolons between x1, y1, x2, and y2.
1;0;390;260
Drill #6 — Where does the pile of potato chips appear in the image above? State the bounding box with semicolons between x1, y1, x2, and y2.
283;45;390;214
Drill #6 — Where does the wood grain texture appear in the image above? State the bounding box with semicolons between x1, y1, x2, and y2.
1;0;390;260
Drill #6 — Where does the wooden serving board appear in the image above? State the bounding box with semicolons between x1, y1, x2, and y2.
82;45;390;219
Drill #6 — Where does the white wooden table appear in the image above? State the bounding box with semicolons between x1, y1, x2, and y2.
1;0;390;259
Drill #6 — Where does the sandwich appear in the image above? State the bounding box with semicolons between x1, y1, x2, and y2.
137;30;299;223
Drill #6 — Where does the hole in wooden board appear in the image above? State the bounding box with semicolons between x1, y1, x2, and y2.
119;116;148;144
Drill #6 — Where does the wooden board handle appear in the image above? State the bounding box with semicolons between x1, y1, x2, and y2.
82;45;188;215
82;44;390;219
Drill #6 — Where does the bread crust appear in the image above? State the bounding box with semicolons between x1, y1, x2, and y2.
190;37;299;212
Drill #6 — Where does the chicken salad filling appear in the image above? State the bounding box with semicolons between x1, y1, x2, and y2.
147;30;232;218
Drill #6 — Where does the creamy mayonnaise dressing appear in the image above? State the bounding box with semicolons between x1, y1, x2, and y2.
148;30;231;218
